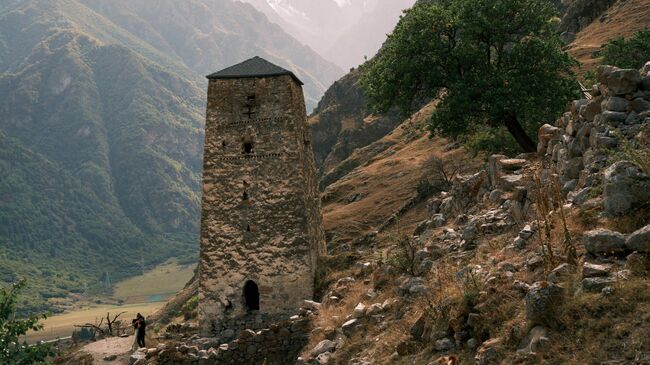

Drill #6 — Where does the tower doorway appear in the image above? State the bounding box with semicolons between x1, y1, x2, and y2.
243;280;260;311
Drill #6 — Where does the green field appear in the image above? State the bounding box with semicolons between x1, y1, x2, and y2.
112;261;195;303
26;261;195;343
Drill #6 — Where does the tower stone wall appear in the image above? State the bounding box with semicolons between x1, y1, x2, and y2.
198;58;326;337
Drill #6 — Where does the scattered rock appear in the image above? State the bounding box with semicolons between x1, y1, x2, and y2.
352;303;366;319
302;300;322;312
582;262;612;277
435;338;454;351
341;319;362;337
366;303;383;316
310;340;337;358
525;281;564;327
513;237;527;249
500;159;528;171
601;286;615;296
519;225;534;240
583;229;626;255
582;277;617;292
626;224;650;253
399;277;427;297
548;263;574;283
603;161;650;216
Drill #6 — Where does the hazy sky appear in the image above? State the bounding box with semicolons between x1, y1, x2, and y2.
240;0;415;70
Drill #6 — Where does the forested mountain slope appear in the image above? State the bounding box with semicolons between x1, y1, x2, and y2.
0;0;339;312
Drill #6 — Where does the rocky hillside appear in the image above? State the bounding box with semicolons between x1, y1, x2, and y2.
108;60;650;365
50;1;650;363
0;0;340;311
308;69;404;183
565;0;650;71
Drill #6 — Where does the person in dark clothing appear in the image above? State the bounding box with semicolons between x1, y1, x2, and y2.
134;313;146;348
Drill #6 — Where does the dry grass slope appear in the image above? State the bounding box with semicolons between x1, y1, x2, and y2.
568;0;650;71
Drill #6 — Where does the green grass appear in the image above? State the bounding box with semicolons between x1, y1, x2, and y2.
25;302;165;343
112;261;195;303
24;260;194;343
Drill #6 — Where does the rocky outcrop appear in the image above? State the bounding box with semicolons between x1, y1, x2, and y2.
560;0;617;34
308;69;403;180
538;63;650;217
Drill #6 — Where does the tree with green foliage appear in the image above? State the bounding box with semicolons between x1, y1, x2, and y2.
361;0;578;153
602;29;650;69
0;281;54;365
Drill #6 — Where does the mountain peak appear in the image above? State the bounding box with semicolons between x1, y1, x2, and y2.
206;56;303;85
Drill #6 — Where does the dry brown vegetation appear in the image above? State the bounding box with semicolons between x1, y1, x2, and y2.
314;96;650;363
568;0;650;72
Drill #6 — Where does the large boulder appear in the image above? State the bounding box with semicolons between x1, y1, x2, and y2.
525;281;564;327
627;224;650;253
583;229;626;255
603;161;650;216
597;66;642;95
601;96;629;112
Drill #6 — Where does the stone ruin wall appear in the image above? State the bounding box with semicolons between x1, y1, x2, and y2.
199;74;326;336
155;315;311;365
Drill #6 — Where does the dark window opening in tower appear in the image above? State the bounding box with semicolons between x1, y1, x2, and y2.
222;140;227;147
244;280;260;311
246;224;251;232
244;95;256;119
243;142;254;154
242;191;249;201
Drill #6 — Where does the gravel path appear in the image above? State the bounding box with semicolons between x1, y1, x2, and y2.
81;336;134;365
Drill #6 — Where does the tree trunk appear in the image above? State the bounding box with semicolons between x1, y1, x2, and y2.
504;115;537;153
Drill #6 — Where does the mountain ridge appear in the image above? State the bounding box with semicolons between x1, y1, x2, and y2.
0;0;340;311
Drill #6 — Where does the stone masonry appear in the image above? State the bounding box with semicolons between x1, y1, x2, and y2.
198;57;326;337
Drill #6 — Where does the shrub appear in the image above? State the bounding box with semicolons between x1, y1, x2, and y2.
387;235;420;276
181;295;199;320
0;281;54;365
601;29;650;69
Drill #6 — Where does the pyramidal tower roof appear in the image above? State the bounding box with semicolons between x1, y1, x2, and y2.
206;56;303;85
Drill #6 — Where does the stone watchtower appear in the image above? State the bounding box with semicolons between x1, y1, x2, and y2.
198;56;326;337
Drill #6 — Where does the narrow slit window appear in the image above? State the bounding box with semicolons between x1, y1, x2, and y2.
242;191;249;201
246;225;251;232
